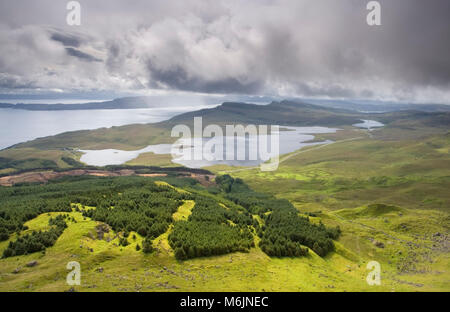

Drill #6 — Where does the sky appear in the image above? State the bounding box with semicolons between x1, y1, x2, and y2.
0;0;449;104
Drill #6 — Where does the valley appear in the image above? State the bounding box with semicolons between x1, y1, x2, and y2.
0;100;448;292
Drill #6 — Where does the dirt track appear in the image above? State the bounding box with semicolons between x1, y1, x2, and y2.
0;169;215;187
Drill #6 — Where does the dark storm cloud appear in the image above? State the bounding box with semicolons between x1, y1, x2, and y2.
50;32;81;48
65;47;101;62
376;0;450;88
0;0;449;103
147;62;262;94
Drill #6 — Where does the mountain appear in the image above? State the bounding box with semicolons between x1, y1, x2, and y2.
166;100;450;130
0;95;274;111
2;95;450;113
0;97;171;111
165;100;363;127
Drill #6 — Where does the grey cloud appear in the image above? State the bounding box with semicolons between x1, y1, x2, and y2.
295;83;356;99
65;47;101;62
50;32;81;48
0;0;449;104
147;62;263;94
0;74;35;89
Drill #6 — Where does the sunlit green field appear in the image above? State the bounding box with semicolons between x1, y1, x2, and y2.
0;208;416;292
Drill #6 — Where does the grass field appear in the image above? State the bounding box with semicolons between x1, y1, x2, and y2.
125;152;174;167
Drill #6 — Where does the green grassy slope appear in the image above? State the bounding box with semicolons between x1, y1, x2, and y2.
0;195;413;292
0;206;385;292
227;132;450;211
217;129;450;291
0;176;370;292
11;124;172;151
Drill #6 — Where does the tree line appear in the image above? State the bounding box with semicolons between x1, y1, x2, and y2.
2;214;68;258
216;175;341;257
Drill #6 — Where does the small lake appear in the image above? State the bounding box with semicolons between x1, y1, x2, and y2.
79;119;385;168
79;126;338;168
1;107;385;169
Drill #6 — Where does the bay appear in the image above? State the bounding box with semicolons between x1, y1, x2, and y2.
0;106;207;150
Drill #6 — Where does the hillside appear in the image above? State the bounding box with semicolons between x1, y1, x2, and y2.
0;174;351;291
166;100;363;127
221;132;450;291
